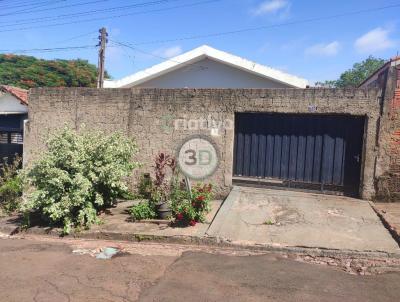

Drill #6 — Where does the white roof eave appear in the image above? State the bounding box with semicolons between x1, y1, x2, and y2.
104;45;308;88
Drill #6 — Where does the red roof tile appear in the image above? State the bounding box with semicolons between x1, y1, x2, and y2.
0;85;28;105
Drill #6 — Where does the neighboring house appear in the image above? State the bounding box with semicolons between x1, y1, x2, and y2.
0;85;28;163
104;45;308;89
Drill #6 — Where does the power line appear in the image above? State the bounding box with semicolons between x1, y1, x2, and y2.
0;45;96;54
54;30;99;44
0;0;66;11
110;39;209;71
0;0;48;6
2;2;397;55
0;0;182;27
2;0;67;16
0;0;221;33
0;0;113;17
126;3;400;46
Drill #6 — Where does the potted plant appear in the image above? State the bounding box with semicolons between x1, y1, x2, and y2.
153;152;176;219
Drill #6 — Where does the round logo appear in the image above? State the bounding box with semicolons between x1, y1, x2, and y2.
177;136;219;180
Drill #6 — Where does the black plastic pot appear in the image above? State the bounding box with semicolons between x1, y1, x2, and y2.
156;201;172;220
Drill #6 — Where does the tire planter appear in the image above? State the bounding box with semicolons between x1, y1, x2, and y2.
156;201;172;220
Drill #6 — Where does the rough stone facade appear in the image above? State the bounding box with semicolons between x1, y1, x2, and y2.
25;88;381;199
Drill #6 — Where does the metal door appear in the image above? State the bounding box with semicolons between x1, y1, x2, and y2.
233;113;365;195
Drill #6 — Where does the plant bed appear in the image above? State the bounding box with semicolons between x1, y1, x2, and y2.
129;153;214;226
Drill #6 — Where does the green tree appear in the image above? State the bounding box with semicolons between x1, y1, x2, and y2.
316;56;386;88
0;54;110;89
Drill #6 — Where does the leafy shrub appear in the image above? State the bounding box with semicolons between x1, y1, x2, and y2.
170;183;213;226
129;201;156;221
136;173;153;200
0;156;23;215
24;127;139;234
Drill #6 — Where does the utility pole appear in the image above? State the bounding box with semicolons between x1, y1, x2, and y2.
97;27;108;88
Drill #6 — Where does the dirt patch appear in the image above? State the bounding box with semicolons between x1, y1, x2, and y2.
289;253;400;275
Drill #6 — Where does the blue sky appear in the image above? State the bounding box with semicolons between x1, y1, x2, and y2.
1;0;400;84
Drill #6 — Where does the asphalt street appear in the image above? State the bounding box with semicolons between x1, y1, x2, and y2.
1;236;400;302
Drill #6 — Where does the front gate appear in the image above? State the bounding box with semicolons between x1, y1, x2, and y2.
233;113;365;195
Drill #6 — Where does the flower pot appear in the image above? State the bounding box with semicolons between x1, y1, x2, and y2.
156;201;172;220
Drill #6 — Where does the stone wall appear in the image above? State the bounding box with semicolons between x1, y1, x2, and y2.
25;88;381;199
374;67;400;201
359;63;400;202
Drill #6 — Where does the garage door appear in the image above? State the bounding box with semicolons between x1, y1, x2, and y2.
233;113;365;195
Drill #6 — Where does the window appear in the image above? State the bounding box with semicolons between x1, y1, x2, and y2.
10;133;23;144
0;132;23;144
0;132;8;144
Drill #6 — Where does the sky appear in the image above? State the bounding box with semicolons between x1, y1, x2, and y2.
1;0;400;84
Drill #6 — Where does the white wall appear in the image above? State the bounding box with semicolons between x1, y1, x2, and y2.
135;58;290;89
0;93;28;114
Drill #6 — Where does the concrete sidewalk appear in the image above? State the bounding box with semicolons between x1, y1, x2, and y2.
207;187;400;253
1;187;399;256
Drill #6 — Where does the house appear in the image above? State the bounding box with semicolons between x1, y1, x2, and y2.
0;85;28;163
104;45;308;89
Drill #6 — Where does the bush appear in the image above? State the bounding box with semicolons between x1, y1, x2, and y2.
24;127;139;234
129;201;156;221
0;156;23;215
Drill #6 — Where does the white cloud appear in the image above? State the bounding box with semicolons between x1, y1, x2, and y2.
354;27;396;53
251;0;290;16
305;41;340;56
153;46;183;58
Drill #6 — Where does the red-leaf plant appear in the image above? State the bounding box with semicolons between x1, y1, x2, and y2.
153;152;177;202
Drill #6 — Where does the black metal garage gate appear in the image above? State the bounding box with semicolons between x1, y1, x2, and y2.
233;113;365;196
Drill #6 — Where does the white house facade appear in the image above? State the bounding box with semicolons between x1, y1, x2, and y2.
104;45;308;89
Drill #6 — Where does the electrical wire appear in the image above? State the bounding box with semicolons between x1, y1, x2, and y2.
0;0;64;10
128;3;400;46
0;0;114;16
0;45;96;54
109;39;209;70
0;0;182;26
0;0;67;13
0;0;220;33
54;30;99;44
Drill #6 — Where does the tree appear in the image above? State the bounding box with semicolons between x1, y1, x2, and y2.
316;56;386;88
0;54;110;89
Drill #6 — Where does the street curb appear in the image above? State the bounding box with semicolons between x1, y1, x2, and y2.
369;202;400;247
205;186;240;237
2;224;400;260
